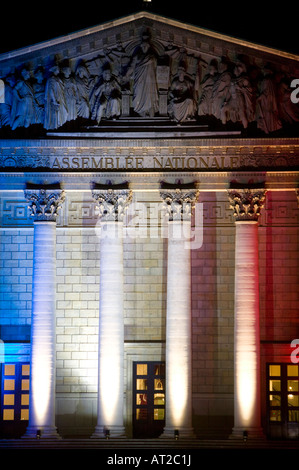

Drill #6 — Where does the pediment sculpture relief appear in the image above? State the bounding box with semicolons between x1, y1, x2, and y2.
0;28;298;134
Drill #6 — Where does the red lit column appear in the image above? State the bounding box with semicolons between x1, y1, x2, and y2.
228;188;266;439
160;187;198;438
23;187;64;438
91;187;132;438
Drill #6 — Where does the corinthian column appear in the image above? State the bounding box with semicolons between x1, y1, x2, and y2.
160;186;199;438
228;187;266;439
23;187;64;438
91;186;132;438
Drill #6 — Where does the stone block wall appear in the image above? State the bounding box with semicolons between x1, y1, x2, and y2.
0;189;298;437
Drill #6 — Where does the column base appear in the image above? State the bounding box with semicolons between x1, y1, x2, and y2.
22;425;61;439
229;426;266;440
91;425;126;439
160;426;196;439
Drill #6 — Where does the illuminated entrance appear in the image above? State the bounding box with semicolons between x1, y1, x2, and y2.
267;364;299;439
0;363;30;437
133;362;165;438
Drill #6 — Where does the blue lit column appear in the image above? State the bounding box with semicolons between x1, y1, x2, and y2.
23;187;64;438
91;187;132;438
160;187;198;438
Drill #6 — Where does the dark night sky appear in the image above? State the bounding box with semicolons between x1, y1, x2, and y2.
0;1;297;56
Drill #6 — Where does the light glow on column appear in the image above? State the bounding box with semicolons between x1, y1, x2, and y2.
96;221;124;431
234;221;261;429
165;221;192;430
29;221;56;428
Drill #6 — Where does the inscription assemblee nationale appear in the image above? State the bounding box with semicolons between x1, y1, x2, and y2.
50;155;241;171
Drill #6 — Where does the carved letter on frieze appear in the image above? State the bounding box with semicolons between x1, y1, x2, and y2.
24;189;65;222
227;188;266;221
91;188;132;221
160;188;199;221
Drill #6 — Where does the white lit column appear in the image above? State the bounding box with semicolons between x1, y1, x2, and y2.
23;188;64;438
92;187;132;438
160;187;198;438
228;188;266;439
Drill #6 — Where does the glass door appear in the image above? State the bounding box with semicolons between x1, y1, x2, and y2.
133;362;165;438
0;363;30;437
267;363;299;439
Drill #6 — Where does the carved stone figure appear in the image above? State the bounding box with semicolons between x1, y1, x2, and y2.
61;63;78;124
0;73;16;127
256;64;282;134
33;67;45;126
221;61;254;128
168;63;197;123
91;66;121;123
75;62;90;120
11;67;37;129
211;57;232;121
198;59;218;116
126;31;159;117
44;63;67;130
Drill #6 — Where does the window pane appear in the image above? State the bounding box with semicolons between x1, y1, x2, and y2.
21;409;29;421
269;380;281;392
4;379;15;391
3;409;14;421
136;393;147;405
154;409;165;420
22;364;30;376
269;395;281;407
270;409;281;421
4;394;14;406
288;380;299;392
154;364;165;376
4;364;15;376
288;410;299;422
154;378;164;390
136;409;147;420
288;394;299;407
154;393;165;405
21;379;30;391
269;365;281;376
21;394;29;406
136;364;147;376
136;379;147;390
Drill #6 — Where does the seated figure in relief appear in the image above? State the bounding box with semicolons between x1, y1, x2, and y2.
168;62;197;123
91;65;121;124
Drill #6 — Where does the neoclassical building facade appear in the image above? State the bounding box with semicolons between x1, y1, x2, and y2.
0;12;298;441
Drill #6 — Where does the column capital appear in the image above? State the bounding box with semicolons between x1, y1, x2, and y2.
228;188;266;222
92;187;132;222
24;187;65;222
160;187;199;221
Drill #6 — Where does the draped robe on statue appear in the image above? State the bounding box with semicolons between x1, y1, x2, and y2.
130;41;159;117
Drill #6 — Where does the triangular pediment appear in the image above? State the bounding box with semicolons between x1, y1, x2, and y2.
0;11;299;137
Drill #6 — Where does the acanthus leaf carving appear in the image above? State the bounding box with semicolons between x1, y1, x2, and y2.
24;188;65;222
228;188;267;221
